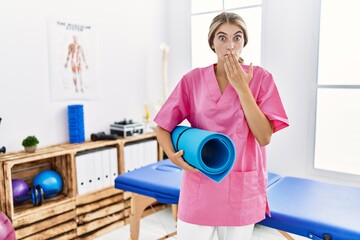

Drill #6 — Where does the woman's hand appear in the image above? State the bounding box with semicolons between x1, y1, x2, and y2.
224;49;253;93
169;150;198;172
155;125;198;172
223;50;273;146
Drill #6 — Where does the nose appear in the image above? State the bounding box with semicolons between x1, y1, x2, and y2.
227;41;235;50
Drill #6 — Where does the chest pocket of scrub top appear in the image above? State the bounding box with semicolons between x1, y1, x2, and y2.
228;170;259;209
236;108;249;139
180;171;202;206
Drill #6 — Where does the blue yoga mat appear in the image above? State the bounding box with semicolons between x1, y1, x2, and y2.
171;126;236;182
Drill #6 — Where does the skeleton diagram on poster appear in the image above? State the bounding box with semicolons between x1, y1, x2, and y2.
48;18;97;100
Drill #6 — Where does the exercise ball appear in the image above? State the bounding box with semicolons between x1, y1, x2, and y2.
12;179;29;204
33;170;63;198
0;211;16;240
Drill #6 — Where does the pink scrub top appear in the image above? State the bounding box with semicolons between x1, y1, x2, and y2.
154;64;289;226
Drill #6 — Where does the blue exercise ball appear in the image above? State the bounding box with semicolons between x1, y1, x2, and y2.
33;170;63;198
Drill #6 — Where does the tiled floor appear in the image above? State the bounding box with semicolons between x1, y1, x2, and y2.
95;207;308;240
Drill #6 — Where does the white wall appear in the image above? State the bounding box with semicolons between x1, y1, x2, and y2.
0;0;169;152
167;1;192;91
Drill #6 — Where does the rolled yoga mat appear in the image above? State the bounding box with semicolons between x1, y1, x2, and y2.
171;126;236;182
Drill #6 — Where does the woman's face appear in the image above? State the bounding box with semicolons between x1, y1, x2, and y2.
212;23;245;63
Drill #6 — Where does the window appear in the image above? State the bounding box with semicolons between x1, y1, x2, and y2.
191;0;262;68
315;0;360;175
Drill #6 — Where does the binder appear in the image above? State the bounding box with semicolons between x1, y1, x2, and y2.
102;148;112;187
124;144;134;172
137;141;145;168
93;150;104;191
145;140;158;166
109;147;119;184
123;145;130;172
76;154;88;195
86;152;96;193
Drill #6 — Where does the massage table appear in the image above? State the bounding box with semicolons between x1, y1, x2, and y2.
114;159;281;240
114;160;360;240
259;177;360;240
115;159;183;240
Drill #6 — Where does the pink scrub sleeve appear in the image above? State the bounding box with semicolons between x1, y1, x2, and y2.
154;76;191;132
256;71;289;133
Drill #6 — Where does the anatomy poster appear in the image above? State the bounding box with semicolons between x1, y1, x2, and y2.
48;18;97;100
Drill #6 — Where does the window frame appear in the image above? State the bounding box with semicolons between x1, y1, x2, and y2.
311;0;360;181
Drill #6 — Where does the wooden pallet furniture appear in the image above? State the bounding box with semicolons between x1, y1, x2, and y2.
0;132;162;240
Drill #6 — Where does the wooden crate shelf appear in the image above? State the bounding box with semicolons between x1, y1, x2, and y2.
76;186;131;238
3;153;75;222
76;205;130;238
15;205;76;239
0;161;5;213
0;132;162;239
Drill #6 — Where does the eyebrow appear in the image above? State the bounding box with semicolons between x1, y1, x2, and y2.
216;31;243;36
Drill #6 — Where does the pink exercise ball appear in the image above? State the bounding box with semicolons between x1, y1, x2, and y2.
0;211;16;240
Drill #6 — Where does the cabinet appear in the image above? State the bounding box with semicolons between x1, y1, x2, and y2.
0;133;162;240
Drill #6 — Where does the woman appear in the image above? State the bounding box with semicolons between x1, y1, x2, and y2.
154;12;289;240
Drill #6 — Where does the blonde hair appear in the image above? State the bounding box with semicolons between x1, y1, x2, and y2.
208;12;248;63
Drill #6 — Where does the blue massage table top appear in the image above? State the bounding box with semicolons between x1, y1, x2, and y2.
115;160;360;239
115;159;183;204
268;172;281;187
114;159;281;205
260;177;360;240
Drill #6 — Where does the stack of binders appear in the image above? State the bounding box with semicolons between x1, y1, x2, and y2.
67;104;85;143
123;139;158;172
75;147;118;195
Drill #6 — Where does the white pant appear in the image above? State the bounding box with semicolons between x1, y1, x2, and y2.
177;219;254;240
